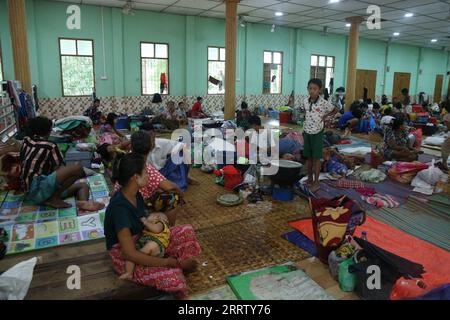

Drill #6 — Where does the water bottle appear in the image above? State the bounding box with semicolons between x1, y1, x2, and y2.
361;231;367;241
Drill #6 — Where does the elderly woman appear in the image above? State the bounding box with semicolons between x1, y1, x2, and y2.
382;116;421;162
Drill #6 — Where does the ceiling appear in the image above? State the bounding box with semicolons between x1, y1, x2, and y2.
52;0;450;49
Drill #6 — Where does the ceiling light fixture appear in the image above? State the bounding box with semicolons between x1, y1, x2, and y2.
431;39;438;42
275;12;283;17
345;23;351;27
404;13;414;18
329;0;340;3
393;32;400;36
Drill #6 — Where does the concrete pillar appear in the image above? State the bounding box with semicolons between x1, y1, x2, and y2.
224;0;239;120
7;0;32;93
344;16;364;111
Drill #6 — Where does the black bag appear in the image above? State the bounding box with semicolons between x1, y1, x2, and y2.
349;237;424;300
0;227;8;260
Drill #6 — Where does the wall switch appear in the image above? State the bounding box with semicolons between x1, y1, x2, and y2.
101;76;108;80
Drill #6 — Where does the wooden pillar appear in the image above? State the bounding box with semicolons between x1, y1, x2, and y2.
224;0;239;121
344;16;364;111
7;0;32;93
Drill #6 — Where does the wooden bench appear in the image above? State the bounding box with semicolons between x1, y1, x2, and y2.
0;240;165;300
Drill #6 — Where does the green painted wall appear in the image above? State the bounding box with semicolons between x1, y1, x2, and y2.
418;48;448;95
0;0;448;100
357;38;387;95
296;30;347;93
0;0;14;80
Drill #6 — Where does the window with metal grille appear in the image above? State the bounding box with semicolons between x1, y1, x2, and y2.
141;42;169;95
59;38;95;96
207;46;225;94
310;54;334;93
263;50;282;94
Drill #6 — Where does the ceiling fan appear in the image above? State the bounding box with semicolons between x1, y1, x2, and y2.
122;0;135;16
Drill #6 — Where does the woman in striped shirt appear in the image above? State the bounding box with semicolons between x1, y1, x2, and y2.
20;116;104;211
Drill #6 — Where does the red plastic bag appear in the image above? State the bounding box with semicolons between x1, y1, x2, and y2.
390;278;431;300
410;128;423;149
222;165;243;191
388;162;429;184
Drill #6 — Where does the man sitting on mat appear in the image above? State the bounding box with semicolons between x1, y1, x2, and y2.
20;116;105;211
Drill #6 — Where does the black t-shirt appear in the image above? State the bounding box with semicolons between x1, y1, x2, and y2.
104;190;146;250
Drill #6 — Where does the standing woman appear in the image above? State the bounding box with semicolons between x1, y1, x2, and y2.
104;152;201;298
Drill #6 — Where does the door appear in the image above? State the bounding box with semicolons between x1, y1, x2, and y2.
392;72;411;103
356;69;377;101
434;74;443;102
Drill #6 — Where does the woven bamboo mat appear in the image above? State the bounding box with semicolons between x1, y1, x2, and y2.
181;168;312;295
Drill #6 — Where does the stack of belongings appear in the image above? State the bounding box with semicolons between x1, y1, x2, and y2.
54;116;93;141
309;195;366;264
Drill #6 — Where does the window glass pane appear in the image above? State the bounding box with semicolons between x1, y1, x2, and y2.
142;58;169;95
270;65;282;94
325;67;334;92
327;56;334;67
77;40;92;56
219;48;226;61
141;43;154;58
263;51;272;64
273;52;282;64
60;39;76;55
310;55;317;66
208;47;219;60
319;56;326;67
208;61;225;94
155;44;168;58
61;56;94;96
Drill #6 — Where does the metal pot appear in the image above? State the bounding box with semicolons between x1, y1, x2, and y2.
268;160;303;186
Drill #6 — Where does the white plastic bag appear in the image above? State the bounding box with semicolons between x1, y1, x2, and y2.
0;257;39;300
243;165;258;184
417;160;445;186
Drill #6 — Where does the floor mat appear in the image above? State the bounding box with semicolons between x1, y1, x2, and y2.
289;216;450;288
282;230;317;257
226;262;334;300
0;174;109;255
369;196;450;251
190;285;237;300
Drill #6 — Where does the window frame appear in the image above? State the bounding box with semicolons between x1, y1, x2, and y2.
207;46;226;95
58;37;96;97
140;41;170;96
310;53;335;92
262;50;283;95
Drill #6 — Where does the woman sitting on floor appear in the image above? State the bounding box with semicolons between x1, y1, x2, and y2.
20;116;104;211
112;130;185;219
104;152;200;298
99;113;126;144
338;102;363;137
382;116;421;162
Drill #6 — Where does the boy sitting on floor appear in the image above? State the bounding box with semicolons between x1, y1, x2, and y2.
20;116;105;211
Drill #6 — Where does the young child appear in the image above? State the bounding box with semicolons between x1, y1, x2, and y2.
119;212;171;280
190;97;207;118
236;101;252;130
302;78;338;192
20;117;104;211
100;113;125;139
83;98;102;125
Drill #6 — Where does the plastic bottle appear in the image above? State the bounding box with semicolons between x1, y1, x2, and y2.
99;163;105;174
361;231;367;241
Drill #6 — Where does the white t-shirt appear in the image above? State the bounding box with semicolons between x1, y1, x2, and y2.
380;115;395;131
147;138;184;170
301;96;335;134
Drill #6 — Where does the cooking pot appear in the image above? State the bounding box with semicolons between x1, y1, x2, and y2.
268;160;302;186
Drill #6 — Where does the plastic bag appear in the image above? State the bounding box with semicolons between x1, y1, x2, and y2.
338;258;357;292
416;160;445;186
243;165;258;185
388;162;428;184
0;257;38;300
